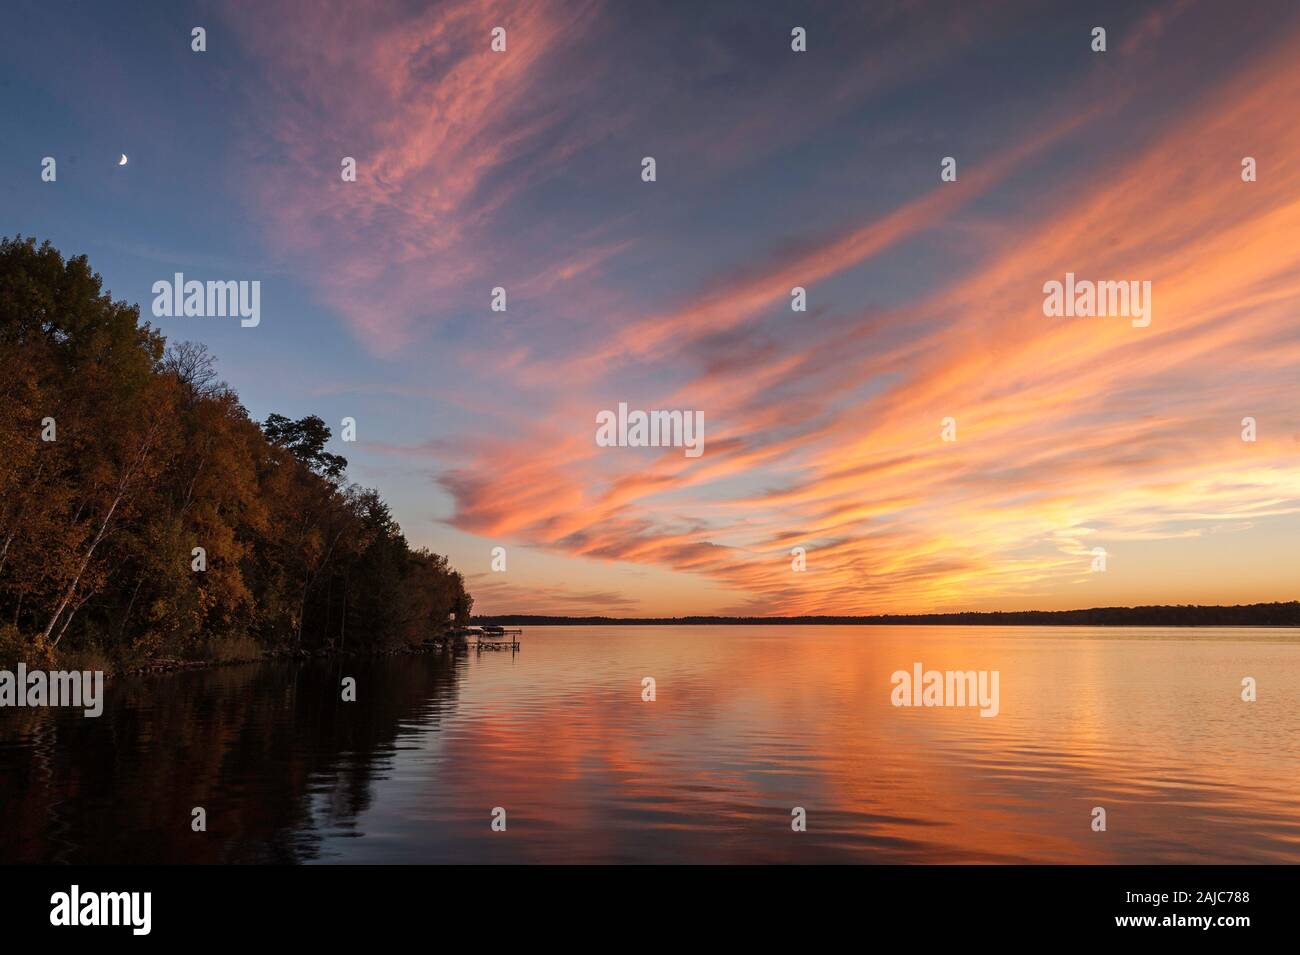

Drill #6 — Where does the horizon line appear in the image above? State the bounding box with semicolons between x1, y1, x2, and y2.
472;600;1300;626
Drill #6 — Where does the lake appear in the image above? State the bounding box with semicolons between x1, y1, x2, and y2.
2;625;1298;863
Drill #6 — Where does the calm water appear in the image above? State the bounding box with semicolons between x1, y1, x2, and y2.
2;625;1298;864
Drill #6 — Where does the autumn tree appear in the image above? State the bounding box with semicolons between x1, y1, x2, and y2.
0;236;471;669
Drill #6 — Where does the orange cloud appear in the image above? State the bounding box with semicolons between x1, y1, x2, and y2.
434;18;1300;615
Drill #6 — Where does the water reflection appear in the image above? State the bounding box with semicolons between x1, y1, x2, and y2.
3;627;1299;864
0;653;463;863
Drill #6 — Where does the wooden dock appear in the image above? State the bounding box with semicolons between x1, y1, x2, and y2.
443;625;523;652
473;627;521;651
472;638;520;651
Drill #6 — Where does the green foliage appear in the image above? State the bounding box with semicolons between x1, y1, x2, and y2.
0;236;471;668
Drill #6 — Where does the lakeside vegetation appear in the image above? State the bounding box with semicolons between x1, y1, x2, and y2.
477;602;1300;628
0;236;471;673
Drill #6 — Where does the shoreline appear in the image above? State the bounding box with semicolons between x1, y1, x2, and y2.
475;600;1300;629
485;621;1300;628
109;637;459;681
24;603;1300;685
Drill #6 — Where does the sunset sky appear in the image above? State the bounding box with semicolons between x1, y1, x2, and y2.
4;0;1299;616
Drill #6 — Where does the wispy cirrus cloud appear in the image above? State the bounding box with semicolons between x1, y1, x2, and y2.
429;11;1300;614
220;1;1300;615
224;0;1025;356
225;0;612;351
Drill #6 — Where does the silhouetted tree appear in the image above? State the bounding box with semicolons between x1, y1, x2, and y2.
263;413;348;480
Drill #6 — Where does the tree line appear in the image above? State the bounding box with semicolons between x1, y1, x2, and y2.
478;602;1300;627
0;236;471;671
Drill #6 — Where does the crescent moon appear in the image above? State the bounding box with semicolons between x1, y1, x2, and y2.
118;154;128;166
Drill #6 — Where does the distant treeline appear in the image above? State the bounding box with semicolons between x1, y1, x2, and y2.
477;602;1300;628
0;236;471;671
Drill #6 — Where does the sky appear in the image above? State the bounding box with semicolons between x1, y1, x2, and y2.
3;0;1299;616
